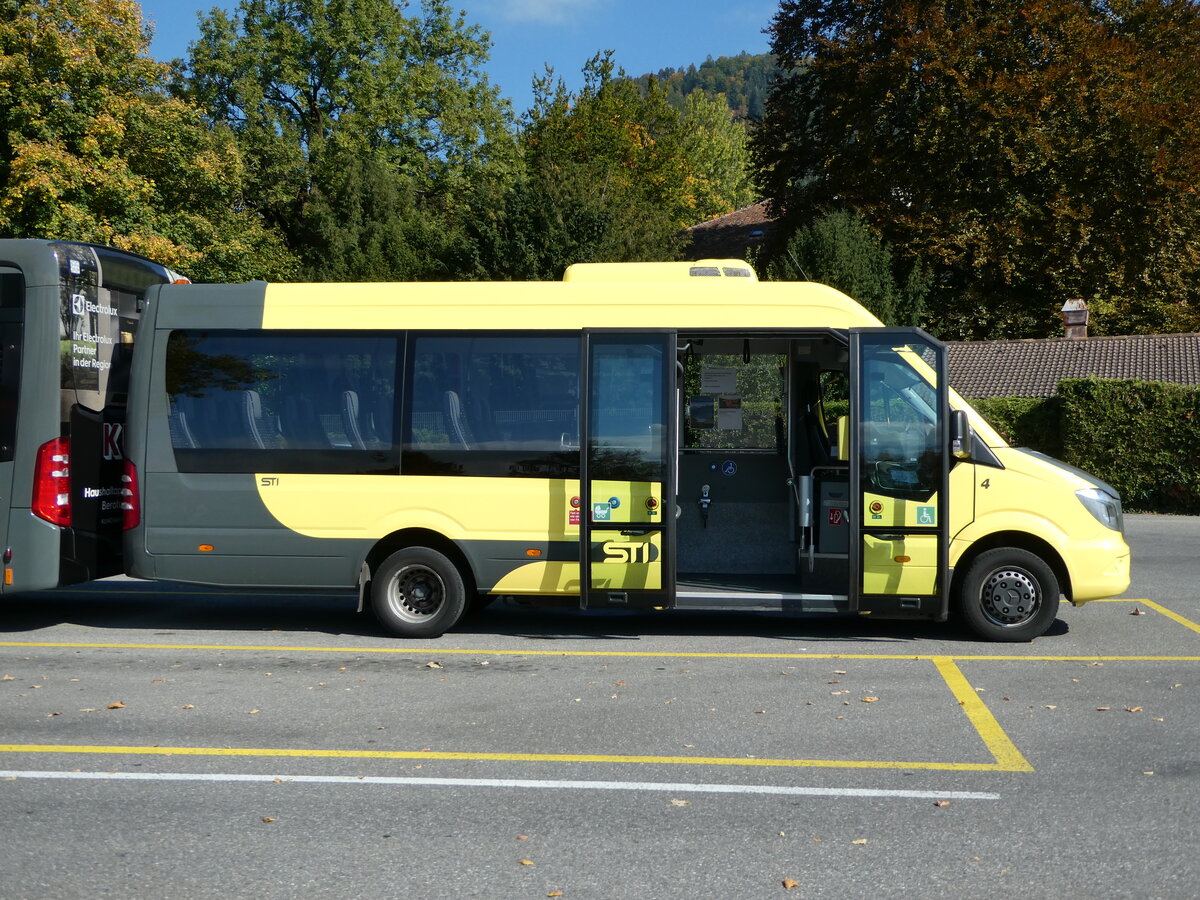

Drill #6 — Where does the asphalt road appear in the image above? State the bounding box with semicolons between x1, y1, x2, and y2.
1;514;1197;899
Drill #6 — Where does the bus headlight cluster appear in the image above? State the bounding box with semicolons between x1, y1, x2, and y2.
1076;488;1123;533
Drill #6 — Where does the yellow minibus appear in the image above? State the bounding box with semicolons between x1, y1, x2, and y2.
121;262;1130;641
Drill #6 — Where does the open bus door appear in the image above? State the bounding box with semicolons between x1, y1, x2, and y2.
848;329;951;621
579;332;677;609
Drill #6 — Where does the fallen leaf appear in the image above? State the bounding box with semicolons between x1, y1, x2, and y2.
754;709;766;714
1130;607;1145;616
261;817;276;824
852;838;868;845
934;800;951;807
1043;705;1057;709
548;893;563;898
783;878;800;890
151;679;164;684
519;859;535;866
670;799;690;807
861;696;879;703
833;670;847;675
180;704;194;710
517;835;529;841
1;674;14;680
46;711;61;717
1096;707;1111;711
424;661;443;669
106;701;125;709
1126;706;1143;713
247;709;261;714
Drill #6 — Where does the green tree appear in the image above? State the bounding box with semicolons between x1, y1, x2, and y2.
754;0;1200;339
680;91;756;220
472;52;761;280
757;210;928;326
0;0;295;280
181;0;516;280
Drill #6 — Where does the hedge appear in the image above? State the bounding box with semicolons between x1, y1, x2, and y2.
968;378;1200;515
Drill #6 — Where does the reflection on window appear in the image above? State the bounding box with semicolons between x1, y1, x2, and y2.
589;341;665;482
860;343;941;499
403;335;580;478
165;331;398;474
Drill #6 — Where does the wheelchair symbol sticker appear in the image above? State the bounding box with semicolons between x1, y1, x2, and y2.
917;506;936;525
721;460;737;477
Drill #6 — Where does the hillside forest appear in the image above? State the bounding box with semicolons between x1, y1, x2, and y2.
1;0;1198;340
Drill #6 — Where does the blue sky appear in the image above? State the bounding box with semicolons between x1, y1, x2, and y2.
138;0;777;113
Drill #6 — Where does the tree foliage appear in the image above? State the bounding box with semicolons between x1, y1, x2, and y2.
754;0;1200;339
469;52;758;280
181;0;515;280
633;52;778;121
756;211;928;325
0;0;295;280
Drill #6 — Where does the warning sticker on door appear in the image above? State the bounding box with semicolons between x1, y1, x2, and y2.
828;508;845;527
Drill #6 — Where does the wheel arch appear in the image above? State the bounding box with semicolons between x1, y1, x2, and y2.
951;530;1071;604
363;528;478;600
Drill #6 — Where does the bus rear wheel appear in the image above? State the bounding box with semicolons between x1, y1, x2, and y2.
957;548;1059;642
371;547;466;639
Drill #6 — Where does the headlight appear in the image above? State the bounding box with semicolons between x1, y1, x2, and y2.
1076;488;1123;532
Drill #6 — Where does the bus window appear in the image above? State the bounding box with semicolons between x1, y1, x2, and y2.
402;334;580;478
858;342;941;499
165;331;399;474
682;351;784;451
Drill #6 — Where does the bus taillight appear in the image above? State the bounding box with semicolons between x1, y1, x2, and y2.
121;460;140;530
32;437;72;526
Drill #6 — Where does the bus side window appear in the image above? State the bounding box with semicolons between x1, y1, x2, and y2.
403;335;580;478
165;331;398;473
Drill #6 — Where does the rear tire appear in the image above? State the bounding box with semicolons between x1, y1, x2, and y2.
957;548;1060;642
371;547;466;639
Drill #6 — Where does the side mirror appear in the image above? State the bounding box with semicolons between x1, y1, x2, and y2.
950;409;973;460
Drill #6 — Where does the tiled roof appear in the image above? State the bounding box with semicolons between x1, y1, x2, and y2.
948;333;1200;398
684;202;776;260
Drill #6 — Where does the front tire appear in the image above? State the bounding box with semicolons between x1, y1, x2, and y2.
371;547;466;638
957;548;1060;642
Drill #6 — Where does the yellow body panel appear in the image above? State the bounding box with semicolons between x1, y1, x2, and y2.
260;280;880;331
950;447;1131;603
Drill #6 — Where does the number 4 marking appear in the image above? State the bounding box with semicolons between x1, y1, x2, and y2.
981;478;991;489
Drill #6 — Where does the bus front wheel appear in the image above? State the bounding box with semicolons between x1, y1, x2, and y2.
372;547;467;639
957;548;1059;642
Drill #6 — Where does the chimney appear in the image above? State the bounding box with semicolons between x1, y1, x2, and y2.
1061;298;1089;339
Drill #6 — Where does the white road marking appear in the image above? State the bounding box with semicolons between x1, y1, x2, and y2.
0;769;999;800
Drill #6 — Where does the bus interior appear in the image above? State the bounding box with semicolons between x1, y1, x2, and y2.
673;331;863;610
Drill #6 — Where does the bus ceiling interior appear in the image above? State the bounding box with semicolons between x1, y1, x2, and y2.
675;333;849;600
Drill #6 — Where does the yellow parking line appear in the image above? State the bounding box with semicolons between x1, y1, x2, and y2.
932;657;1033;773
0;742;1018;772
0;654;1032;773
1138;599;1200;636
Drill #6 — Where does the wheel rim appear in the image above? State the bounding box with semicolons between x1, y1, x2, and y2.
385;564;445;624
979;567;1041;628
